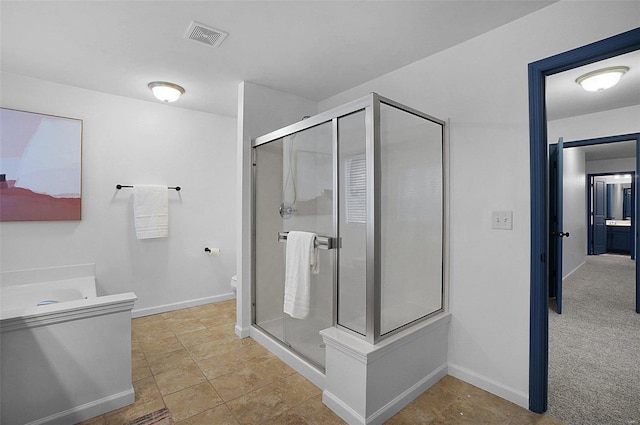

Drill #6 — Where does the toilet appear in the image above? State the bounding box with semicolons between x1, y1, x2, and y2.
230;275;237;294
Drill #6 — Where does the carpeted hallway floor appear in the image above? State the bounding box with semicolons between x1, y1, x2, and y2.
548;254;640;425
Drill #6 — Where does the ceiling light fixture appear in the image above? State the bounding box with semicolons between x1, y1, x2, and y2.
575;66;629;92
148;81;185;103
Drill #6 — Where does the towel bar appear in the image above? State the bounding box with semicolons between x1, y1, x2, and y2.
277;232;341;250
116;184;181;191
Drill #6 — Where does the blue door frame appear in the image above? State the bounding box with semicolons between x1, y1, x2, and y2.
528;27;640;413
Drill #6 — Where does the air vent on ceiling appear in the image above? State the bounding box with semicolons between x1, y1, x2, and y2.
185;21;228;48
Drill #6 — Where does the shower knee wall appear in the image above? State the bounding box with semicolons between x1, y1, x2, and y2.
321;313;450;425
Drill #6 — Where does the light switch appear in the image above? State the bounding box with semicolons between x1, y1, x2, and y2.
492;210;513;230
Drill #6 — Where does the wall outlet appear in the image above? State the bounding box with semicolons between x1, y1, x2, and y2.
492;210;513;230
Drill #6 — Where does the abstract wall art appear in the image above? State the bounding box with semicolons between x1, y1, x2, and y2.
0;108;82;221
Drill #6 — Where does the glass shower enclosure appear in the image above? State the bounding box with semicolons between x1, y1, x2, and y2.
252;93;445;370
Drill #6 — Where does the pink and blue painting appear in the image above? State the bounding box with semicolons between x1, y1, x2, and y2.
0;108;82;221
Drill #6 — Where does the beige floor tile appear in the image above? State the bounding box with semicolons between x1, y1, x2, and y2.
154;363;207;396
132;314;166;328
385;404;440;425
431;375;475;396
134;326;176;344
132;358;153;382
147;348;194;375
166;318;207;335
226;383;289;424
162;381;224;422
234;340;276;363
176;328;215;347
406;379;458;417
190;303;224;318
103;398;165;425
140;334;184;357
209;366;271;401
433;398;511;424
249;356;297;383
207;323;240;343
508;411;568;425
124;302;566;425
271;373;321;408
200;313;236;328
288;394;346;425
161;308;199;322
268;411;310;425
195;353;246;380
187;338;246;362
133;376;162;404
176;404;240;425
460;384;526;419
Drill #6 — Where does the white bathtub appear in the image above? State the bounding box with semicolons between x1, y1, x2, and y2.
1;264;137;425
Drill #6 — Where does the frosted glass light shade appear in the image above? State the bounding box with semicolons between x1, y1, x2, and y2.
148;81;185;102
576;66;629;92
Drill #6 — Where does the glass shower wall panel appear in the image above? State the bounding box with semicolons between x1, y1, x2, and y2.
379;103;444;335
254;121;334;369
254;141;286;340
281;122;334;367
337;110;367;335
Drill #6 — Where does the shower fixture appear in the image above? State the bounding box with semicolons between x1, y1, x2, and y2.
280;132;298;219
279;201;295;219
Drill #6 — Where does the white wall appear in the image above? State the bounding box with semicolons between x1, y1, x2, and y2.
562;147;587;278
548;105;640;142
318;1;639;407
587;157;636;175
0;73;237;315
236;82;318;336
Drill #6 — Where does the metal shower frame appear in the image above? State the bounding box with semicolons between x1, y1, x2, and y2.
252;92;447;345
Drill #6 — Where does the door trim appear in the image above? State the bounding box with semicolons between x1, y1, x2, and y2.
587;171;636;257
528;27;640;413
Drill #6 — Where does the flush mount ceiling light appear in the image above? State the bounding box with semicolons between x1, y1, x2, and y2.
148;81;185;103
576;66;629;92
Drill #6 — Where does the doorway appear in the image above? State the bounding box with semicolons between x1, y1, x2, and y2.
528;27;640;413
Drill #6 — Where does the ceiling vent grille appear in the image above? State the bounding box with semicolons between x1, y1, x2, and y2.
185;21;228;48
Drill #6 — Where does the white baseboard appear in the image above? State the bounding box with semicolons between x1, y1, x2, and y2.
323;363;447;425
235;324;251;338
26;388;134;425
447;363;528;409
131;293;235;318
323;390;364;425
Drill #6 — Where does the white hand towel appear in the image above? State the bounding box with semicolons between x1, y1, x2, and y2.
133;185;168;239
284;231;319;319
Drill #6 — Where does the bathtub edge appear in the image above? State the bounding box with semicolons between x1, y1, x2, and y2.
0;292;137;332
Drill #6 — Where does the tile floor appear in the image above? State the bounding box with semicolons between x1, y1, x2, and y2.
78;300;566;425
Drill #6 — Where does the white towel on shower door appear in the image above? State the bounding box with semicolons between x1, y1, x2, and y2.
133;185;168;239
284;231;319;319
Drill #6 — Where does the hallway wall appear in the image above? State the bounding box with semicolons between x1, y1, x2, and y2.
562;147;587;278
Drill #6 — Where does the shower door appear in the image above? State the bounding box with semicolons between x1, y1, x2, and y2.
253;121;334;369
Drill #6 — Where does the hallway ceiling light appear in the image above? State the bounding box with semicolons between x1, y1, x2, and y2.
148;81;185;102
575;66;629;92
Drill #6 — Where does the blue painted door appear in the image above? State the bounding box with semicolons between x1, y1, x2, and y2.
593;179;607;254
549;138;566;314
